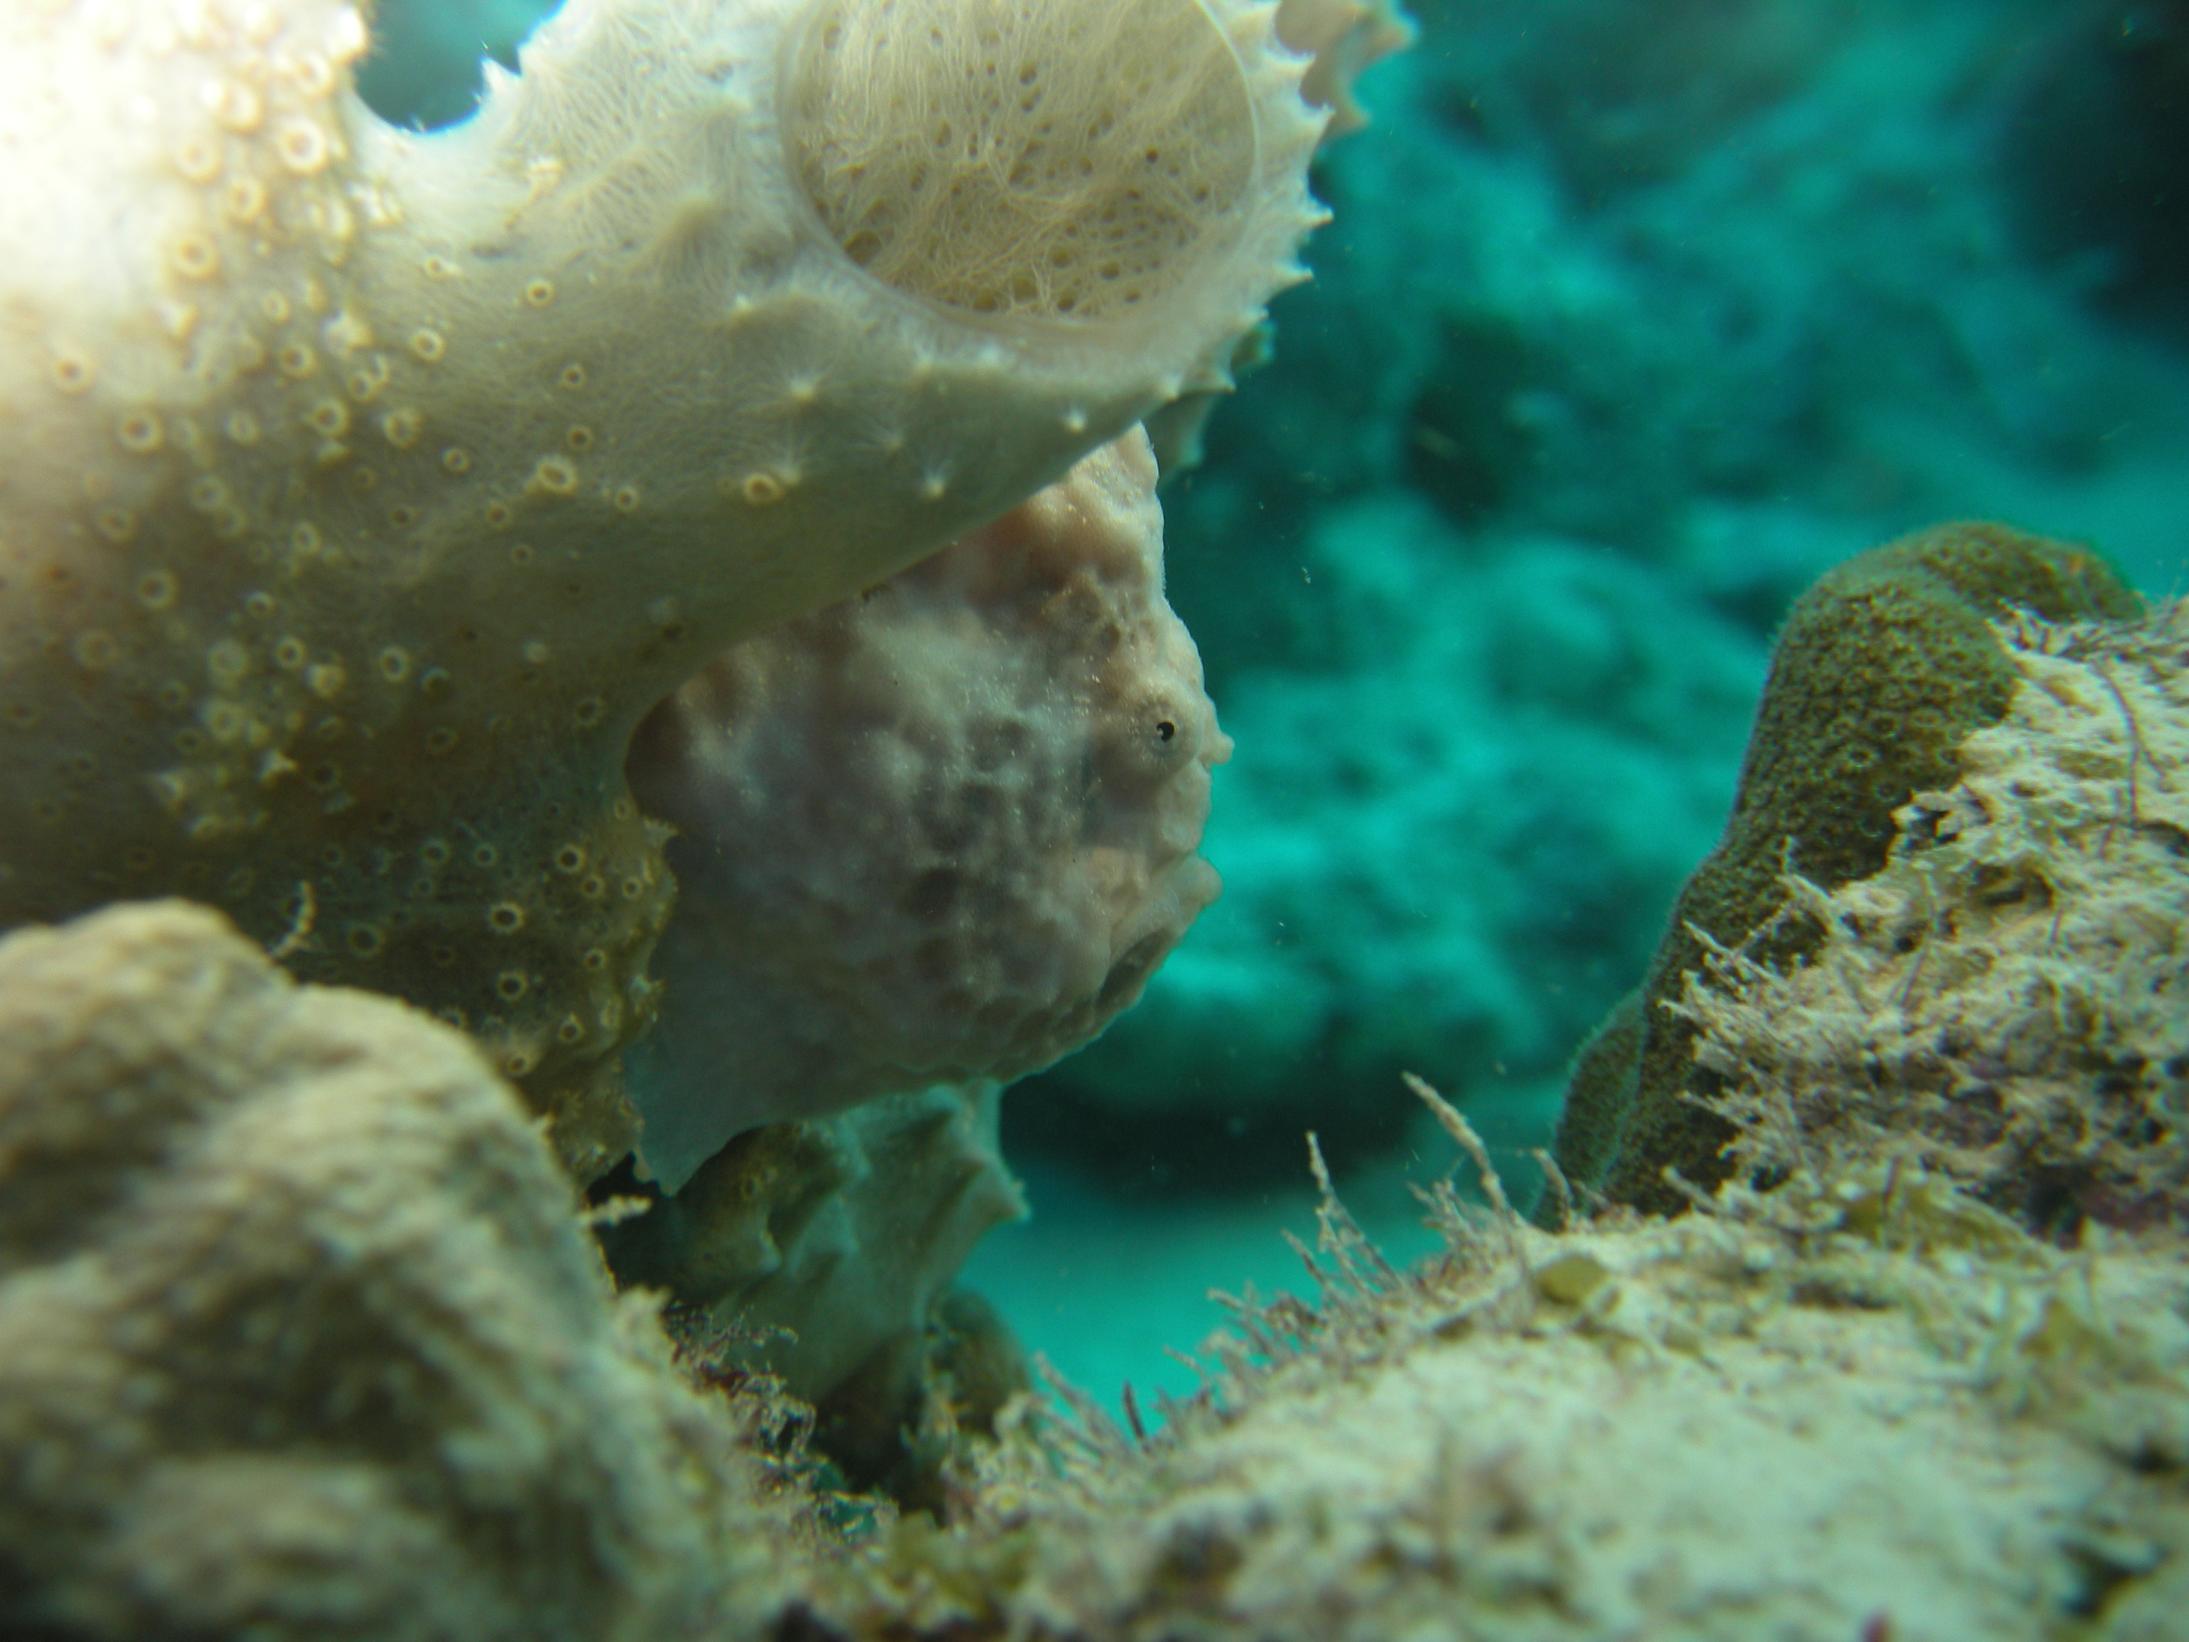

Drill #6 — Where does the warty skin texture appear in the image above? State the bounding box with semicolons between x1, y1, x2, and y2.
0;0;1326;1180
627;432;1232;1190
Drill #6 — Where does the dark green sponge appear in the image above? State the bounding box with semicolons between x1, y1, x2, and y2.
1550;521;2143;1217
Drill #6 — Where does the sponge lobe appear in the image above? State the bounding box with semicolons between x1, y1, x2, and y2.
784;0;1259;322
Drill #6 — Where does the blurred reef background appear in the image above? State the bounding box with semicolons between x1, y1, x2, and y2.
363;0;2189;1399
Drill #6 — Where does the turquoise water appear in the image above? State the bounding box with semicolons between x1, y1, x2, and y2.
963;0;2189;1400
362;0;2189;1403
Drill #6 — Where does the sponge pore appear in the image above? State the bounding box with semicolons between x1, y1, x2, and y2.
784;0;1259;322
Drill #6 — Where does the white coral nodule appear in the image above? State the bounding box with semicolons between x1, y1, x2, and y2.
0;0;1328;1180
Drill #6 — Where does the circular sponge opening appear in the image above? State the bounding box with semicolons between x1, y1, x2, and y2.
783;0;1258;323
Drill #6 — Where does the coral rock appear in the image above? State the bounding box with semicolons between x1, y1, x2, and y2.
827;1097;2189;1640
1554;521;2143;1213
1679;598;2189;1237
0;901;775;1642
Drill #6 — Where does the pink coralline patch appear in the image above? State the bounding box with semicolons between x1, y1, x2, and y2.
622;432;1231;1192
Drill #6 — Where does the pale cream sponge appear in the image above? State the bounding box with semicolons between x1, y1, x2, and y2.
786;0;1265;322
0;0;1324;1180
